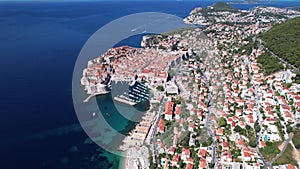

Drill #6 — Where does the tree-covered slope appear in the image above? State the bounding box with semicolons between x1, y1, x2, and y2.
211;2;239;12
260;17;300;69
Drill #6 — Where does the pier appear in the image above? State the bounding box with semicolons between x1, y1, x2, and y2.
83;94;94;103
83;90;110;103
114;96;137;106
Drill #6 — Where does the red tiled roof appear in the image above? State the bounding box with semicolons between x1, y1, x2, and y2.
198;149;206;157
182;148;190;156
175;105;181;115
287;164;295;169
200;159;206;168
172;155;180;163
186;163;194;169
158;119;165;132
165;101;174;115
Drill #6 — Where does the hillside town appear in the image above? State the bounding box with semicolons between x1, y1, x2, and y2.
81;2;300;169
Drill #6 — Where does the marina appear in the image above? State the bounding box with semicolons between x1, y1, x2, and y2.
113;81;150;106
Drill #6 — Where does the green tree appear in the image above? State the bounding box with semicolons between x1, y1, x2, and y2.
249;139;257;148
156;85;164;91
234;126;242;132
254;120;261;132
287;126;294;133
218;117;227;127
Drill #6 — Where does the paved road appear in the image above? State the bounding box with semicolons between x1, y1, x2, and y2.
270;133;294;165
202;73;217;169
150;97;167;164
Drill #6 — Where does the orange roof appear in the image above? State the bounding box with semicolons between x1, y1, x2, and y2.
243;151;251;157
237;139;244;146
158;119;165;132
216;128;223;135
261;141;266;147
175;105;181;115
182;148;190;156
165;101;174;115
198;149;206;157
223;142;229;148
287;164;295;169
200;159;206;168
185;163;194;169
172;155;180;163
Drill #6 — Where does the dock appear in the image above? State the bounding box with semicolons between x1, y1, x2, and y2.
83;94;94;103
114;96;137;106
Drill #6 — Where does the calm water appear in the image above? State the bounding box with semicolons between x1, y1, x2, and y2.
0;1;298;169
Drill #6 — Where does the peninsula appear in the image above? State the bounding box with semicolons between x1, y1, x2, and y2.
81;2;300;169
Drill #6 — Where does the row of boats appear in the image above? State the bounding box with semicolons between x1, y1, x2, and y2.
114;81;150;106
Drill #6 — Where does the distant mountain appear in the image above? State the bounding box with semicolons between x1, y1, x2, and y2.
260;16;300;69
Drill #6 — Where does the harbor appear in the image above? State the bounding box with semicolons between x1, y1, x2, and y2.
113;81;150;106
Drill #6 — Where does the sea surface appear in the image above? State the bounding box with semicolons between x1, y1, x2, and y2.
0;1;299;169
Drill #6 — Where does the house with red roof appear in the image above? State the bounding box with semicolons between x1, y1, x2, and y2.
174;105;181;120
216;128;224;136
185;163;194;169
221;150;232;162
287;164;296;169
198;102;208;112
199;159;207;169
164;101;174;121
171;155;180;167
158;119;165;133
167;147;176;155
198;148;207;158
223;142;229;151
237;139;245;148
181;148;191;161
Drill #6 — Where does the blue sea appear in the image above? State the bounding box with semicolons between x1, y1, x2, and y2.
0;1;298;169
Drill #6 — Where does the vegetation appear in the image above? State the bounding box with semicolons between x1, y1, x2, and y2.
156;85;164;92
233;125;247;136
210;2;238;12
259;141;281;161
286;125;294;133
260;16;300;69
257;51;284;75
218;117;227;127
273;143;297;166
292;128;300;149
292;71;300;84
254;120;261;133
274;119;285;141
149;153;156;169
196;2;238;19
179;132;191;147
239;42;255;56
249;139;257;148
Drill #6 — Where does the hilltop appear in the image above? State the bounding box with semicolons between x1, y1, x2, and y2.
183;1;239;25
260;16;300;69
210;2;239;12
